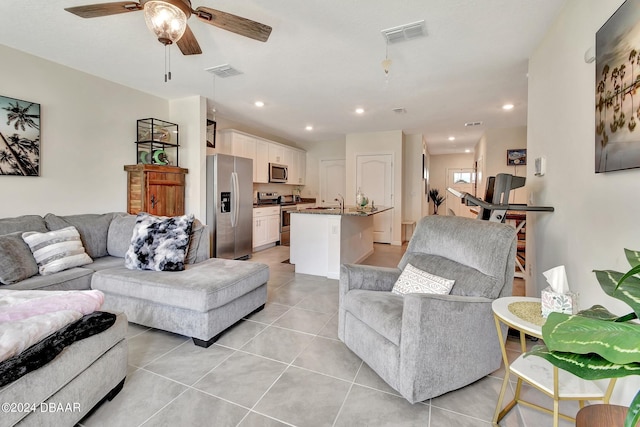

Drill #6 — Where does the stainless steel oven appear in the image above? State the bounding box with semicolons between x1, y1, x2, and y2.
280;204;297;246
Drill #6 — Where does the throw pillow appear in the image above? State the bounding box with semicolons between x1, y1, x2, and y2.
124;213;194;272
391;263;455;296
185;219;205;265
0;232;39;285
44;213;115;259
22;227;93;276
107;214;137;258
0;215;47;235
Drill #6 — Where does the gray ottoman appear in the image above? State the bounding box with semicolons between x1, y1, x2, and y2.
91;258;269;347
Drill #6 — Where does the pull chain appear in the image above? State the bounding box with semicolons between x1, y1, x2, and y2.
164;44;172;82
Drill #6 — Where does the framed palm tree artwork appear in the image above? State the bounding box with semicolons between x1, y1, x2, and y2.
0;95;40;176
595;0;640;173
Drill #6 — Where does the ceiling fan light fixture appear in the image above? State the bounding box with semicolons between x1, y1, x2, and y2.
143;1;189;45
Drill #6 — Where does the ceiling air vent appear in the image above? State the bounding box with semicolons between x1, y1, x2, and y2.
205;64;243;78
392;107;407;114
464;121;484;127
381;20;426;43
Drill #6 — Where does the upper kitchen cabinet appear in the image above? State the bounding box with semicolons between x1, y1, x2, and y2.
218;129;305;185
268;143;285;164
290;150;306;185
218;130;268;183
255;140;269;183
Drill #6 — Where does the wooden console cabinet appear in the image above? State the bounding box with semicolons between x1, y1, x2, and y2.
124;164;188;216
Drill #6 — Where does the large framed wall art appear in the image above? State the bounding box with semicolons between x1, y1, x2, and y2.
0;95;40;176
595;0;640;173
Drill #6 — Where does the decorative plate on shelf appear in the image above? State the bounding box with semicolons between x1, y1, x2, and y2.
138;151;150;164
152;149;168;165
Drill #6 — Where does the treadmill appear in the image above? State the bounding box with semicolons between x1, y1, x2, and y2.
447;173;554;223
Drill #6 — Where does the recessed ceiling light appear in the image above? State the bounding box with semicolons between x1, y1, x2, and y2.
448;136;455;141
502;103;514;110
465;149;471;153
255;101;265;107
305;125;313;131
355;108;365;114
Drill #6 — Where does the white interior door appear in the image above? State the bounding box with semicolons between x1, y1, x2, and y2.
446;168;476;218
356;154;393;243
319;159;345;206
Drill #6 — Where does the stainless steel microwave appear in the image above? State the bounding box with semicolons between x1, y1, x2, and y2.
269;163;288;183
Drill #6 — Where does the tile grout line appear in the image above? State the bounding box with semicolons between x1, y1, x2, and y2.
127;333;190;369
331;361;364;427
132;366;264;425
242;327;327;426
136;388;191;426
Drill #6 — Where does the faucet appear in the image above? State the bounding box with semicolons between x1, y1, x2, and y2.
335;193;344;213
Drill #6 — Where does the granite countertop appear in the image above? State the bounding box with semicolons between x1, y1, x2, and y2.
293;206;392;217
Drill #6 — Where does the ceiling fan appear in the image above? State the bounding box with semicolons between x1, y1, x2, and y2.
65;0;272;55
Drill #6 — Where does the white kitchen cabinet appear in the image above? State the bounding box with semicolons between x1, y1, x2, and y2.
215;134;233;155
287;148;298;185
253;206;280;249
295;150;306;185
231;132;256;161
219;129;305;185
283;147;305;185
255;139;269;183
266;214;280;243
268;143;285;164
283;147;294;170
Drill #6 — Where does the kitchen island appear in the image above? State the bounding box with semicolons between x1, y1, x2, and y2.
289;206;393;279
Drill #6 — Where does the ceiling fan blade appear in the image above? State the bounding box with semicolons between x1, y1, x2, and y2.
65;2;142;18
177;25;202;55
194;7;272;42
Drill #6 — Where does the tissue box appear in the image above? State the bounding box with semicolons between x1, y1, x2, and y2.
541;286;577;317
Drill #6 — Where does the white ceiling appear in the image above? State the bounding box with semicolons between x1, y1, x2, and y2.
0;0;566;154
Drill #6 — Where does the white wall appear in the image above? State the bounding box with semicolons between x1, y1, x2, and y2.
402;134;425;224
0;44;168;217
346;130;403;245
428;153;474;215
169;96;207;220
528;0;637;405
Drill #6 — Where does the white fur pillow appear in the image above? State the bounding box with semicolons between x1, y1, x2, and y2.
391;263;455;295
22;226;93;275
124;213;194;272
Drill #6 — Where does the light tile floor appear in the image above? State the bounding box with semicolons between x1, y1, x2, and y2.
79;244;578;427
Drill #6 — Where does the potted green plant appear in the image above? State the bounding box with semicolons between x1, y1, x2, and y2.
428;188;445;215
526;248;640;427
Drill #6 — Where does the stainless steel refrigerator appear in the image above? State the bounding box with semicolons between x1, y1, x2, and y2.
206;154;253;260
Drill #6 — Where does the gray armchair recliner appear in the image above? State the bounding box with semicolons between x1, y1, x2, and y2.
339;215;517;403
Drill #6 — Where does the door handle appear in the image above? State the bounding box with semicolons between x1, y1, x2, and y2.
231;172;239;228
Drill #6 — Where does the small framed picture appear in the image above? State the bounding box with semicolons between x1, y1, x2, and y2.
0;94;40;176
507;149;527;166
206;119;216;148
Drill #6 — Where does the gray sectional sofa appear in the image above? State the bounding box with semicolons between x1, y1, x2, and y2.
0;212;269;426
0;212;270;344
